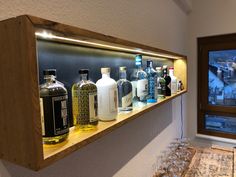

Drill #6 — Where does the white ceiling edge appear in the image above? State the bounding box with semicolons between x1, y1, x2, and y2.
173;0;192;14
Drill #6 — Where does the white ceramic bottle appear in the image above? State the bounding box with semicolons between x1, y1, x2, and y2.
96;67;118;121
169;67;177;94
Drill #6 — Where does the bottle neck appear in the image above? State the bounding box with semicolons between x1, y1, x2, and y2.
119;71;127;79
102;73;110;78
80;73;88;81
44;75;56;83
136;64;142;69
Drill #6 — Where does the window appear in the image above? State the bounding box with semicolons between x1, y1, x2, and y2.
198;34;236;139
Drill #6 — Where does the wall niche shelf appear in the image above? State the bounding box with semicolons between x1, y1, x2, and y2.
0;15;187;170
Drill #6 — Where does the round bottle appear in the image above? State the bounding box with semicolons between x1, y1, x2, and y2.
96;67;118;121
40;69;69;144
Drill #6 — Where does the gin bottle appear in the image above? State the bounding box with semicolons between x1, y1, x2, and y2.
40;69;69;144
130;55;148;107
117;66;133;111
163;65;171;96
96;68;118;121
156;67;166;99
145;60;157;103
73;69;98;130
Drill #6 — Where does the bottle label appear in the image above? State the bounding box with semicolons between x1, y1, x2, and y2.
121;92;132;108
40;95;69;137
171;81;177;94
89;92;98;122
109;88;118;113
40;98;45;136
137;79;148;97
131;81;137;98
148;77;156;99
52;95;68;136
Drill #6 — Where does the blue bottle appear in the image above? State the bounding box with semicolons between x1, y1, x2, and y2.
130;55;148;107
145;60;157;103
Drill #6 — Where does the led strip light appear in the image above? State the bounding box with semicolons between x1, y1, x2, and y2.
35;31;182;59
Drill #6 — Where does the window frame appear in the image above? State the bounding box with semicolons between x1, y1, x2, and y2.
198;33;236;139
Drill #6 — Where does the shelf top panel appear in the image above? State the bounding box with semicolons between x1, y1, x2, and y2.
20;15;187;60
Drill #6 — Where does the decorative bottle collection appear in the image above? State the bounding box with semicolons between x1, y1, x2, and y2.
40;55;183;144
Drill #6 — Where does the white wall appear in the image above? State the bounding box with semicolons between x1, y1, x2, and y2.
186;0;236;139
0;0;188;177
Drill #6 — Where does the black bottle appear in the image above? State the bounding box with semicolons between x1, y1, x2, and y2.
163;65;171;96
40;69;69;144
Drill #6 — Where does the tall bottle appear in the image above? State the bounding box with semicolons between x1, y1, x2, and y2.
117;67;133;111
72;69;98;130
156;67;166;99
130;55;148;107
96;67;118;121
169;67;177;94
163;65;171;96
40;69;69;144
145;60;157;103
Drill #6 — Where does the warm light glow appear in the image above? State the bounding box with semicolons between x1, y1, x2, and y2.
35;31;182;59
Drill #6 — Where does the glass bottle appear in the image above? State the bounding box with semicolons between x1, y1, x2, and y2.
156;67;166;99
75;69;98;130
145;60;157;103
40;69;69;144
130;54;148;107
169;67;177;94
96;67;118;121
163;65;171;96
117;66;133;112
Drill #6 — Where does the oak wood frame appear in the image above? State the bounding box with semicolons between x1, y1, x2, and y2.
0;15;187;170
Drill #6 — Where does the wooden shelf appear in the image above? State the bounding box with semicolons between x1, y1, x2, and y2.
43;90;186;167
0;15;188;170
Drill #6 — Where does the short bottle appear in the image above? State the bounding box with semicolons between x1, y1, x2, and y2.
169;67;177;94
130;54;148;107
73;69;98;130
96;67;118;121
145;60;157;103
163;65;171;96
156;67;166;99
40;69;69;144
117;66;133;112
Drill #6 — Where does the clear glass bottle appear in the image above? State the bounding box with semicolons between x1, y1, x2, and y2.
40;69;69;144
96;67;118;121
169;67;177;94
73;69;98;130
117;66;133;111
163;65;171;96
145;60;157;103
72;84;79;126
156;67;166;99
130;54;148;107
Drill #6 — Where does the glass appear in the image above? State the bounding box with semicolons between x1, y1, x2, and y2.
205;114;236;134
208;50;236;106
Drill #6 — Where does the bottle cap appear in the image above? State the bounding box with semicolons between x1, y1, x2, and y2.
101;67;110;74
79;69;89;74
169;67;174;70
135;54;142;66
43;69;56;76
119;66;126;71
